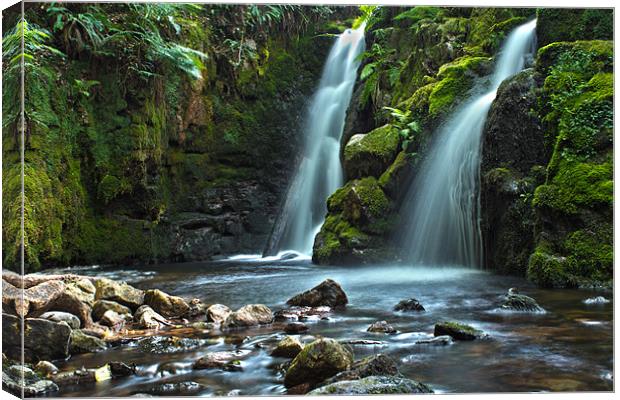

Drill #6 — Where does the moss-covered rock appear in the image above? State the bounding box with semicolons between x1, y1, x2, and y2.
309;375;433;395
284;338;353;388
343;125;400;180
434;321;485;341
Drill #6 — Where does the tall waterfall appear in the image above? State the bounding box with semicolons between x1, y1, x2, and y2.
400;19;537;267
264;25;366;257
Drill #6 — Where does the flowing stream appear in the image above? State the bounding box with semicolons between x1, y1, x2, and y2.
264;25;365;257
399;19;538;267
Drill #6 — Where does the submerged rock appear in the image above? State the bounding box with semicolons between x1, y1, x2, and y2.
434;322;485;341
192;350;249;371
223;304;273;328
92;300;132;321
271;336;303;358
309;375;433;395
145;381;206;396
284;322;309;334
286;279;348;308
394;298;425;312
40;311;81;329
94;278;144;310
415;335;453;346
144;289;190;318
186;298;208;318
500;290;545;312
2;365;59;396
138;336;208;354
284;338;353;388
134;305;168;329
583;296;610;305
273;306;331;322
2;314;72;361
367;320;397;334
69;329;108;354
110;362;137;377
322;354;400;385
206;304;232;323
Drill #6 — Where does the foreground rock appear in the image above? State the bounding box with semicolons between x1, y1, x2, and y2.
394;298;425;312
2;279;65;317
286;279;348;308
40;311;81;329
2;314;71;361
145;381;206;396
271;336;303;358
309;375;433;394
69;329;108;354
94;278;144;310
134;305;168;329
500;289;544;312
206;304;231;323
367;321;397;334
284;338;353;388
434;322;485;341
322;354;400;385
223;304;273;328
2;365;59;396
52;365;112;385
144;289;190;318
92;300;132;321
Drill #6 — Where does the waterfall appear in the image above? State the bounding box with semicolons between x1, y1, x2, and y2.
399;19;537;267
264;25;366;257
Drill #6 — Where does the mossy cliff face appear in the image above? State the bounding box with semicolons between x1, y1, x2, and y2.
2;4;342;271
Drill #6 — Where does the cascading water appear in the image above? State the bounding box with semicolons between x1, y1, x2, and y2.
400;19;537;267
263;25;366;257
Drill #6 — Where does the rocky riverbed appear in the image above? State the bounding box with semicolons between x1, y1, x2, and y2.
2;260;614;396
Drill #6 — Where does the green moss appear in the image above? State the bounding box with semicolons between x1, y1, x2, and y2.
343;125;400;179
536;8;613;47
564;227;613;283
527;245;573;288
379;151;409;189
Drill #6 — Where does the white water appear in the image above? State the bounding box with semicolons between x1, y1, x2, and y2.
400;19;537;267
264;25;366;256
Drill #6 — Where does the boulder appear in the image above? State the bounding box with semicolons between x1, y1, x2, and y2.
35;361;59;377
40;311;81;329
284;338;353;388
322;354;400;385
223;304;273;328
394;298;425;312
286;280;348;308
271;336;304;358
367;321;397;334
2;365;59;396
2;279;64;317
309;375;433;394
100;310;127;328
284;322;309;334
92;300;132;321
343;124;400;180
500;290;545;312
206;304;231;323
192;350;250;371
415;335;453;346
144;289;190;318
2;314;71;361
134;305;168;329
69;329;108;354
94;278;144;310
434;322;485;341
63;278;96;306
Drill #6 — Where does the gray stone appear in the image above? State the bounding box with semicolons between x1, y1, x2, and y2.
310;375;433;394
40;311;81;329
286;279;348;308
2;314;71;361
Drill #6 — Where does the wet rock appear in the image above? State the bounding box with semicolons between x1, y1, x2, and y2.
415;335;453;346
500;290;545;312
40;311;81;329
69;329;108;354
110;362;137;377
274;306;331;322
187;298;208;318
35;361;59;376
284;338;353;388
92;300;132;321
192;350;249;371
2;314;71;361
138;336;208;354
144;289;190;318
271;336;303;358
94;278;144;310
286;279;348;308
343;124;400;180
394;298;425;312
309;375;433;394
2;279;65;317
345;339;385;345
367;320;397;334
100;310;127;328
323;354;400;385
583;296;610;305
206;304;231;323
287;383;312;395
224;304;273;328
2;365;59;396
54;278;99;327
64;278;96;306
284;322;309;334
145;381;205;396
134;305;168;329
434;322;485;341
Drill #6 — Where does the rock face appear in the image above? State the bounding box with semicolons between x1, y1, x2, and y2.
322;354;400;385
284;338;353;388
434;322;485;341
309;375;433;395
500;291;545;312
92;300;132;321
271;336;303;358
40;311;81;329
286;279;348;308
367;321;397;334
144;289;190;318
206;304;231;323
69;329;108;354
94;278;144;310
394;298;425;312
2;365;59;396
224;304;273;328
2;314;71;361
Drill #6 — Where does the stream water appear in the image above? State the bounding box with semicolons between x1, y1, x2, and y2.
49;260;613;396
